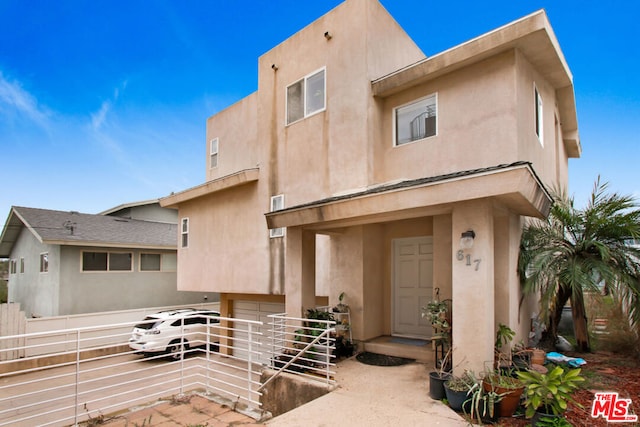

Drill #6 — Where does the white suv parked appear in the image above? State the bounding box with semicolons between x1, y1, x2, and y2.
128;308;220;360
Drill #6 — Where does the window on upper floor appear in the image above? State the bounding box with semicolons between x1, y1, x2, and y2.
535;85;543;145
10;259;16;274
394;94;437;146
181;218;189;248
286;68;326;125
210;138;219;169
40;253;48;273
20;258;24;273
270;195;285;238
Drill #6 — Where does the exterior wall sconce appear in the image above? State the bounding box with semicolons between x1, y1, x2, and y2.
271;64;278;71
324;31;332;40
460;230;475;249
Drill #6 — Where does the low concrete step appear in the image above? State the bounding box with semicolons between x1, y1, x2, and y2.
363;336;434;363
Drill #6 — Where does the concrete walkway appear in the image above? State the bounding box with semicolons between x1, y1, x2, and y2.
95;358;469;427
266;358;469;427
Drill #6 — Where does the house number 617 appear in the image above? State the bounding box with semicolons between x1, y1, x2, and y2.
456;250;481;271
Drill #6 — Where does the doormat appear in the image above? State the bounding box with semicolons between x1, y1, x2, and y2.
389;337;427;346
355;352;415;366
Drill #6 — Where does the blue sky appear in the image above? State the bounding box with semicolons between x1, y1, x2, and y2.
1;0;639;219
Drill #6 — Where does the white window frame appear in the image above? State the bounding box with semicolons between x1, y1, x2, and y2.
9;259;16;274
270;195;285;238
181;218;189;248
39;253;48;273
393;93;438;146
534;84;543;146
286;67;326;125
139;253;162;272
80;251;133;272
210;137;219;169
20;257;24;274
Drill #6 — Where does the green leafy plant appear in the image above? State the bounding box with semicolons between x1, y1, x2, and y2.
495;323;516;349
463;371;507;424
516;365;585;418
332;292;349;313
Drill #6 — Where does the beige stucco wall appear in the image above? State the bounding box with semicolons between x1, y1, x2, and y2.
166;1;578;374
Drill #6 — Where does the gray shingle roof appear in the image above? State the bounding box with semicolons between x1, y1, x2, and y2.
1;207;177;256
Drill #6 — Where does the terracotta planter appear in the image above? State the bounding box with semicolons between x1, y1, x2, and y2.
531;349;546;365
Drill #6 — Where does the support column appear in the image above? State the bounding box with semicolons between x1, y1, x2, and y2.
451;200;495;374
284;227;316;317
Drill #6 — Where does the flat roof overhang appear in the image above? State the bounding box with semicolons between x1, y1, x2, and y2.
372;10;580;158
160;168;259;208
265;162;551;231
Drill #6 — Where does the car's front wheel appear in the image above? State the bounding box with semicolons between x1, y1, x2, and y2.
166;339;188;361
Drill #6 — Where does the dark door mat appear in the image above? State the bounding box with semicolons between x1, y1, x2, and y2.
355;351;415;366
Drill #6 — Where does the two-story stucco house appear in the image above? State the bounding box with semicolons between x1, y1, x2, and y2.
160;0;580;373
0;200;210;317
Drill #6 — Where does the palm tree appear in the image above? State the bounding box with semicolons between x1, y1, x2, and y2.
518;178;640;352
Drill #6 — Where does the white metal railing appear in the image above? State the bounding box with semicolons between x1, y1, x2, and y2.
263;312;336;388
0;313;263;427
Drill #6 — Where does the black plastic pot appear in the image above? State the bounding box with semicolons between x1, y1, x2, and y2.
429;371;451;400
444;383;469;412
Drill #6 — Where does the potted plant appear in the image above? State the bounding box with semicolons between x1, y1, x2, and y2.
422;296;452;400
482;368;525;418
428;347;451;400
516;365;585;426
444;371;475;412
494;323;515;369
465;372;507;424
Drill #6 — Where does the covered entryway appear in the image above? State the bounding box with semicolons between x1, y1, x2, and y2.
392;236;433;338
266;162;553;374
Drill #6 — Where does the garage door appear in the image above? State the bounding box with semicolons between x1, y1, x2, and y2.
233;300;285;365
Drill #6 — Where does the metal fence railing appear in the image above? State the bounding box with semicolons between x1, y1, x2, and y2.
0;313;263;427
263;312;337;388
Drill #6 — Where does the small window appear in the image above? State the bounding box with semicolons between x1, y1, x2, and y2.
82;251;132;271
210;138;219;168
270;195;284;238
395;94;437;146
40;253;49;273
534;85;543;145
181;218;189;248
83;252;107;271
162;253;177;271
286;68;326;125
109;253;132;271
140;253;161;271
20;258;24;274
10;259;16;274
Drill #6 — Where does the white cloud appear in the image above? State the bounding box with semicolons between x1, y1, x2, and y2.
90;100;111;130
0;71;51;129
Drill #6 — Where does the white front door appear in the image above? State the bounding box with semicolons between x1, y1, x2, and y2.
392;236;433;338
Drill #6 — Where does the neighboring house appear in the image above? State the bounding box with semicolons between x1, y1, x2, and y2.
160;0;580;373
0;201;210;317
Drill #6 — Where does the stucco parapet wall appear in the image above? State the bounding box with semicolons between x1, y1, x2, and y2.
372;9;580;158
160;168;260;207
265;162;552;230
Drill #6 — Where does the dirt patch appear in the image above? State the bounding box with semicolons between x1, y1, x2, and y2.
496;351;640;427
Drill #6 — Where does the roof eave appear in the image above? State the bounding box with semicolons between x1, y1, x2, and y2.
161;168;260;208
